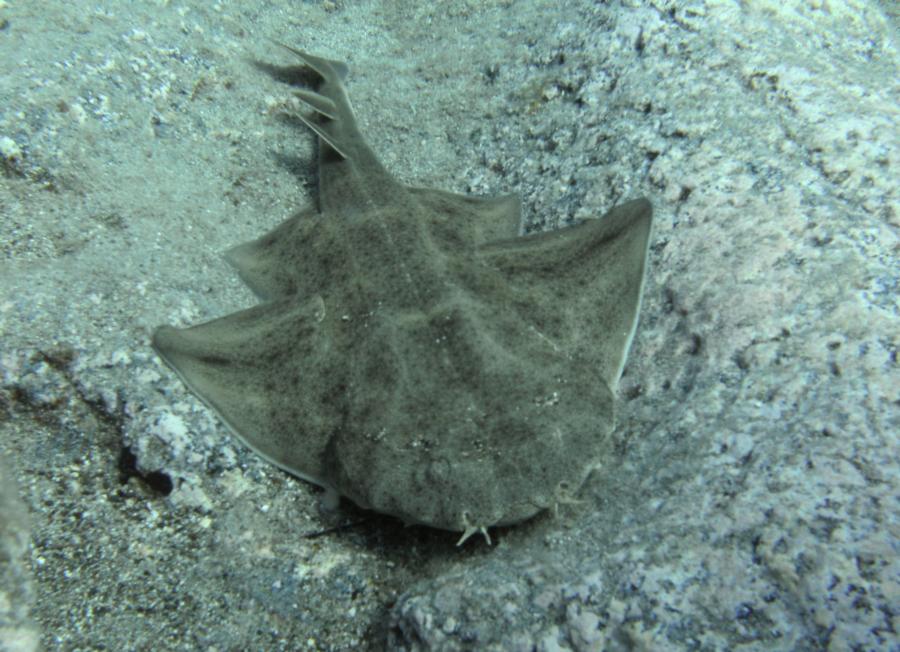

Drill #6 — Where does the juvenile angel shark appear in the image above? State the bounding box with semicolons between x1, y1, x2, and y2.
153;46;652;545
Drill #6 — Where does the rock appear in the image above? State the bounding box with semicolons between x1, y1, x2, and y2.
0;454;39;652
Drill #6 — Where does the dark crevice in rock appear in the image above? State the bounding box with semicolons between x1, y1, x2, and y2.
118;446;173;496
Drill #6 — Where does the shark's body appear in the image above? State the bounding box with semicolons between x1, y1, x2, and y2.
153;47;652;545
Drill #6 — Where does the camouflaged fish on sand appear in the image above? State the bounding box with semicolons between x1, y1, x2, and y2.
153;47;652;545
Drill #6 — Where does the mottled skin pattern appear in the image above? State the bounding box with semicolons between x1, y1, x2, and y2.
152;47;652;545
